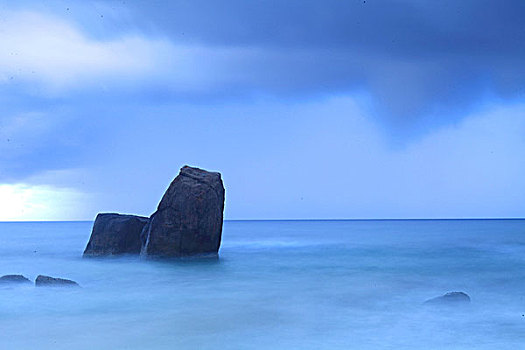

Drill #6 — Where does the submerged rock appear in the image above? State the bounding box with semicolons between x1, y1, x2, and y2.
83;213;149;256
424;292;471;305
141;165;225;258
0;274;32;285
35;275;79;287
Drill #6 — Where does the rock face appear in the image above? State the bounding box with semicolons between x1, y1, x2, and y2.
141;166;225;258
83;213;149;256
424;292;471;305
35;275;79;287
0;274;32;284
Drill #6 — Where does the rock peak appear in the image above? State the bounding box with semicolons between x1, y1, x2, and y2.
180;165;221;178
179;166;222;191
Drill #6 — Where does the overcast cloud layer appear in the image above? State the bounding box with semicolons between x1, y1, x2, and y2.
0;0;523;219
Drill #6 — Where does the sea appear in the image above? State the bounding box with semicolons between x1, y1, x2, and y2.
0;219;524;350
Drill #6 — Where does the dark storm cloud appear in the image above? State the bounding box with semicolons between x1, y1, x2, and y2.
4;0;524;125
123;0;522;53
116;0;525;125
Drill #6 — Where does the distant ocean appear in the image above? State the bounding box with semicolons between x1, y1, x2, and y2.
1;219;524;349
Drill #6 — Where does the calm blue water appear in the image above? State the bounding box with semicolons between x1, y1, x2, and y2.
1;220;525;349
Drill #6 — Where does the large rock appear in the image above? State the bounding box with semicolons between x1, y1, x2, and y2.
0;274;32;285
141;165;225;258
424;291;471;305
83;213;149;256
35;275;79;287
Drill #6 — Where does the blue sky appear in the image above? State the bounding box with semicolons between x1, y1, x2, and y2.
0;0;524;220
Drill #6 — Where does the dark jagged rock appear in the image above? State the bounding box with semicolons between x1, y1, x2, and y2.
83;213;149;256
83;166;225;259
35;275;79;287
424;292;471;305
0;274;32;285
141;165;225;258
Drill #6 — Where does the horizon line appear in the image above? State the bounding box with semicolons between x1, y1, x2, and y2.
0;217;524;223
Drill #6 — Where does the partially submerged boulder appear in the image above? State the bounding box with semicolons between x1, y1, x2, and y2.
83;213;149;256
35;275;79;287
141;166;225;258
84;166;225;259
424;292;471;305
0;274;32;285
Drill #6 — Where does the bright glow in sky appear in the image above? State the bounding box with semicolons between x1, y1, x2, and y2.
0;1;523;220
0;184;87;221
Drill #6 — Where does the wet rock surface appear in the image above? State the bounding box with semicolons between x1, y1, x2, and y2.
35;275;79;287
0;275;32;284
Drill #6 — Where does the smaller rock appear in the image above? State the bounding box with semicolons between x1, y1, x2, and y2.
424;291;471;305
84;213;149;257
0;275;32;284
35;275;79;287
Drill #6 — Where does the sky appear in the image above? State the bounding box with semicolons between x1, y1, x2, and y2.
0;0;524;220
